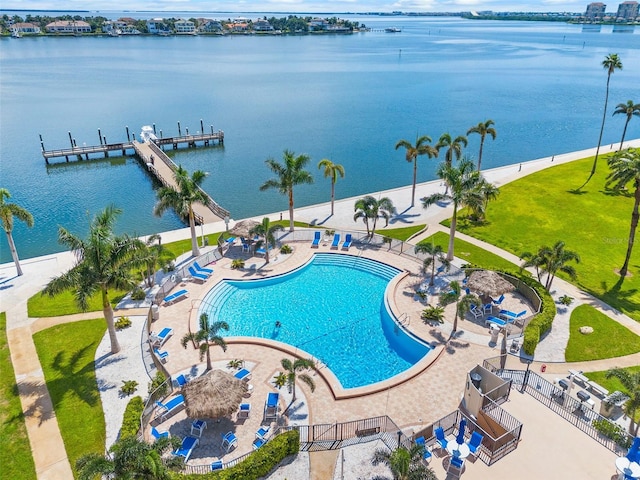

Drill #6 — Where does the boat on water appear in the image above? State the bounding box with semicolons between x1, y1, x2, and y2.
385;27;401;33
11;29;21;38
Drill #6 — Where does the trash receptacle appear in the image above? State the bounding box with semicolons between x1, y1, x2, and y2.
490;325;500;343
151;304;159;321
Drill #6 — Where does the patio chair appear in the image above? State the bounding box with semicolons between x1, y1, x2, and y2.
221;431;238;452
151;426;169;440
150;327;173;347
188;266;209;282
174;436;199;463
191;419;207;437
448;456;465;477
238;403;251;419
467;431;484;455
156;394;185;421
210;460;223;471
153;348;169;363
483;303;493;314
252;437;266;450
241;238;250;252
256;426;270;440
485;316;507;328
330;233;340;249
193;261;213;274
341;233;352;250
234;368;251;381
491;294;505;306
469;304;483;319
435;427;448;450
415;436;432;462
175;374;188;387
311;231;321;248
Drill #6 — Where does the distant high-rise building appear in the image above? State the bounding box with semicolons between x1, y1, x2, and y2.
616;1;639;19
585;2;607;18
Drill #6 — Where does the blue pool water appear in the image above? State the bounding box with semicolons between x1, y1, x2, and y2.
199;253;431;388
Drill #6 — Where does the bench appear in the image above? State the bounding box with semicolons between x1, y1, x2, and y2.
587;381;609;397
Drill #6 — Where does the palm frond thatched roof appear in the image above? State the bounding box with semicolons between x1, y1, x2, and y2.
466;270;515;296
182;369;247;419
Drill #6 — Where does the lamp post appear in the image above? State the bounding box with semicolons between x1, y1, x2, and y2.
200;222;205;248
521;360;532;393
224;216;230;232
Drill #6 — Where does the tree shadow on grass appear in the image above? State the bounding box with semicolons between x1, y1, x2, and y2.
46;343;102;410
584;274;640;319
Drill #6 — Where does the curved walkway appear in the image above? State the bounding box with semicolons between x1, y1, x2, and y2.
1;139;639;479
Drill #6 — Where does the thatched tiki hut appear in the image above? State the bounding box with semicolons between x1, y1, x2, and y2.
182;370;248;419
466;270;515;297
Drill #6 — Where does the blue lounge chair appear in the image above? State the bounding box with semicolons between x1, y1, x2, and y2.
311;231;321;248
330;233;340;249
150;327;173;347
162;289;188;305
221;431;238;452
193;261;213;274
225;236;236;245
341;233;352;250
252;437;266;450
188;266;209;282
153;348;169;363
256;245;272;257
492;294;505;306
151;426;169;440
211;461;223;471
175;374;188;387
264;392;279;421
234;368;251;381
156;394;185;421
256;426;270;440
238;403;251;419
174;436;198;462
467;431;483;455
435;426;448;450
485;316;507;327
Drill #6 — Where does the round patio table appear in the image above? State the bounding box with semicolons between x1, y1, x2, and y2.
446;439;470;459
615;456;640;479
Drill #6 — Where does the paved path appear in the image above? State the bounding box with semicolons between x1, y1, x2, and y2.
1;139;639;479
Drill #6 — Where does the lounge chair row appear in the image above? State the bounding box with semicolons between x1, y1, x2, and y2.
310;231;352;250
150;327;173;347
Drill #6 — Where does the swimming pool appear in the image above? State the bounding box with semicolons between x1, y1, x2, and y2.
199;253;431;389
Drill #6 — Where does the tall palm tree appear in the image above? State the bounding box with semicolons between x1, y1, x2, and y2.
43;205;142;354
260;150;314;232
0;188;33;276
138;234;171;288
249;216;284;264
76;435;182;480
414;241;449;286
180;312;229;371
279;357;315;402
395;135;438;207
317;158;345;216
439;280;480;334
467;119;497;171
436;132;468;168
154;165;208;257
371;444;437;480
421;159;486;261
606;148;640;278
605;367;640;435
583;53;623;188
353;195;396;238
613;100;640;151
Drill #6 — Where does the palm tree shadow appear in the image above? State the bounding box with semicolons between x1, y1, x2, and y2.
567;188;588;195
11;379;56;426
388;208;421;225
429;329;470;354
312;214;333;226
0;274;18;287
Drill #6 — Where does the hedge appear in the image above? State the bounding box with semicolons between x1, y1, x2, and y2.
174;429;300;480
120;396;144;439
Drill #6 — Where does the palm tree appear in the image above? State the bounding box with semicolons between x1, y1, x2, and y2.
0;188;33;276
583;53;623;188
605;367;640;435
249;216;284;264
353;195;396;239
395;135;438;207
521;241;580;290
279;357;316;402
414;241;449;286
154;165;208;257
470;179;500;222
44;205;142;354
371;444;437;480
520;248;547;284
76;435;182;480
613;100;640;151
436;132;468;168
317;158;345;215
421;159;486;261
467;119;497;171
439;280;480;334
181;313;229;371
260;150;314;232
606;148;640;278
138;234;171;288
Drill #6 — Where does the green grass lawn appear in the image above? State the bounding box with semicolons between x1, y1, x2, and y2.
0;312;37;480
584;365;640;423
565;305;640;362
378;224;426;242
27;288;127;318
418;231;522;272
33;319;106;474
451;156;640;321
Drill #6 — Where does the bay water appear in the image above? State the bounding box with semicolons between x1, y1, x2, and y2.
1;15;639;263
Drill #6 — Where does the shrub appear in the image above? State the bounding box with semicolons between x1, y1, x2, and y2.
120;396;144;439
175;430;300;479
421;305;445;324
120;380;138;396
131;287;146;301
115;316;132;330
231;259;245;270
592;418;632;449
558;295;574;306
280;244;292;254
148;371;168;396
227;359;243;370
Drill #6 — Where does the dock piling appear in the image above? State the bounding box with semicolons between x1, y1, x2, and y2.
98;129;103;145
153;123;156;134
178;121;181;136
68;131;73;148
200;119;204;133
126;126;130;142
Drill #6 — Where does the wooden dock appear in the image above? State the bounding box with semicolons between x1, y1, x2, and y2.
133;140;228;224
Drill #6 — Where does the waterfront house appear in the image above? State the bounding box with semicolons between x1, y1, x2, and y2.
147;19;170;35
10;22;41;35
199;19;223;33
308;18;329;31
253;19;274;32
46;20;91;34
175;19;196;34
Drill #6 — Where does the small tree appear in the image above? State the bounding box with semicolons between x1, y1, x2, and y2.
279;357;316;403
521;241;579;290
613;100;640;151
371;444;437;480
317;158;345;216
138;234;171;287
467;119;497;171
249;216;284;264
605;367;640;435
0;188;34;276
181;313;229;371
353;195;395;239
414;241;450;286
439;281;480;335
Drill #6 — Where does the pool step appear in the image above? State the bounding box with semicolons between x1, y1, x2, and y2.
313;253;400;280
201;281;234;314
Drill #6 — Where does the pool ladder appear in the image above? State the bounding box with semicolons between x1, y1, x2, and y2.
398;313;410;326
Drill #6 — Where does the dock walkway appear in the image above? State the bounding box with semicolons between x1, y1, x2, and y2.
133;141;228;224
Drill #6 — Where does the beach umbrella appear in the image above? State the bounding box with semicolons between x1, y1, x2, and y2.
627;437;640;461
228;219;260;239
456;418;467;444
466;270;515;297
182;369;247;419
